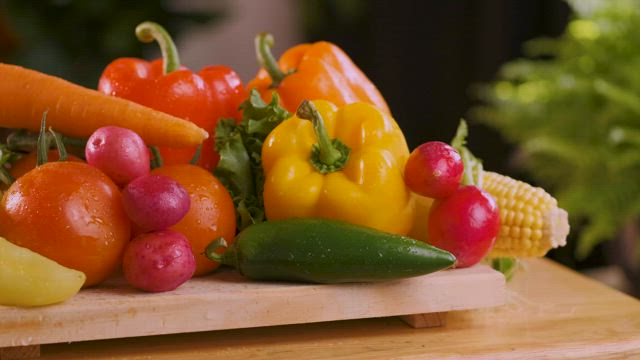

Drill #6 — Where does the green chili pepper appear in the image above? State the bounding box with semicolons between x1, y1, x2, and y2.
205;218;456;284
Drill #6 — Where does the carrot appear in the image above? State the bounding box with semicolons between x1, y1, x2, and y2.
0;63;208;147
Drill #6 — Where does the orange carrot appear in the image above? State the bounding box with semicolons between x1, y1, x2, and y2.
0;63;208;147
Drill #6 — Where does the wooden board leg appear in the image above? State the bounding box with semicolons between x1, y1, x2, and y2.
0;346;40;360
400;312;447;328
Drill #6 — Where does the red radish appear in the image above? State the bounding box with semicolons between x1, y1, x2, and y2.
85;126;150;186
404;141;463;199
122;174;190;231
427;185;500;268
123;230;196;292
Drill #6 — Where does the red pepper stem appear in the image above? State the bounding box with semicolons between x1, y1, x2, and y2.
255;32;287;88
296;100;350;174
136;21;181;74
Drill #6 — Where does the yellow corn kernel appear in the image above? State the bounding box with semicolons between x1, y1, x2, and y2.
483;171;570;258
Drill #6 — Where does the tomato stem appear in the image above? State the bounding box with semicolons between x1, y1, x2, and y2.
189;144;202;165
0;167;14;186
7;130;86;152
149;146;163;169
136;21;181;75
36;111;50;167
48;128;68;161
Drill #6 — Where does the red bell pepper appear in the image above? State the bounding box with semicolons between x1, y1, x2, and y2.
98;21;247;170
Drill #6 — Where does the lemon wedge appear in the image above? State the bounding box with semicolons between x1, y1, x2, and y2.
0;237;85;307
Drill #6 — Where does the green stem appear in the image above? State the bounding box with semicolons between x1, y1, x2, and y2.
297;100;344;165
36;112;49;167
48;128;68;161
450;119;483;188
149;146;163;169
475;161;484;188
204;237;231;264
189;144;202;165
7;130;86;152
460;148;475;186
255;32;289;88
136;21;181;74
0;167;14;187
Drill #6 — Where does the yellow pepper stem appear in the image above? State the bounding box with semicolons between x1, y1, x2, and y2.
296;100;350;174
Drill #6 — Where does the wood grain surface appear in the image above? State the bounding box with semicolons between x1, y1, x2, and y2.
26;258;640;360
0;264;504;350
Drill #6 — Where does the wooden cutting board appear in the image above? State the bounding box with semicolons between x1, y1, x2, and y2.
0;265;505;359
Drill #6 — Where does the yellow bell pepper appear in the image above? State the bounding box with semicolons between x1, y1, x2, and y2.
262;99;415;235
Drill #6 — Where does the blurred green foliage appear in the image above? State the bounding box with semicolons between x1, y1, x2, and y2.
0;0;219;87
474;0;640;261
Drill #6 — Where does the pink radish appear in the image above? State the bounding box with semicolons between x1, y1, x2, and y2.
404;141;464;199
85;126;150;186
123;230;196;292
427;185;500;268
122;174;190;232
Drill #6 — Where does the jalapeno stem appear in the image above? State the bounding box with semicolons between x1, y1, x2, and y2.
255;32;290;88
136;21;181;75
296;100;350;174
204;237;237;268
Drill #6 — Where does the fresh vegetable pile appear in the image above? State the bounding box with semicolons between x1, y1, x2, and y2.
0;21;570;307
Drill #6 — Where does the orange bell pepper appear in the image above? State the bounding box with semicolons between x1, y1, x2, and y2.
247;33;390;115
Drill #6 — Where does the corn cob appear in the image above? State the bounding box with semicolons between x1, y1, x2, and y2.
482;171;569;258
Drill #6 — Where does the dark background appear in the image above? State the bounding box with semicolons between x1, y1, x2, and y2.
303;0;570;171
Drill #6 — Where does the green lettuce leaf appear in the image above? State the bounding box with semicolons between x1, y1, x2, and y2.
214;89;290;231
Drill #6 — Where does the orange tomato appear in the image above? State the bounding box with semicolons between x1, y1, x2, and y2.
0;161;131;286
8;150;82;181
152;164;236;276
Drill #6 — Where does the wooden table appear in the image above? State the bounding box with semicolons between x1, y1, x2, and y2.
27;259;640;359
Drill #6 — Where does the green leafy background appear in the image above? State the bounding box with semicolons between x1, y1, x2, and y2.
473;0;640;264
